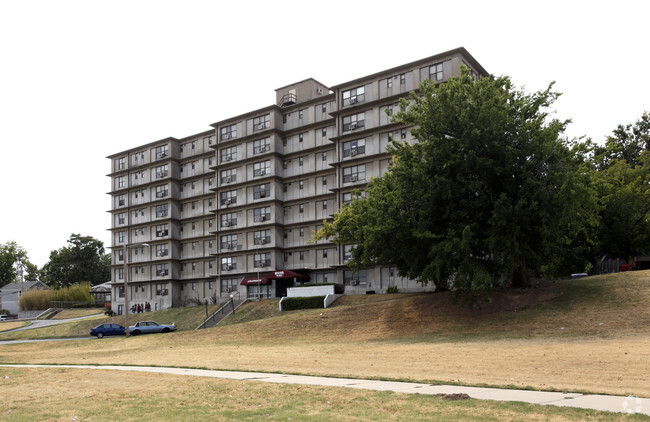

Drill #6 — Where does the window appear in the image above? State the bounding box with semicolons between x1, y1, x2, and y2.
386;78;392;88
299;157;304;166
221;190;237;205
400;73;406;85
205;135;215;145
298;110;304;120
322;176;327;185
253;138;270;154
343;192;353;206
155;164;168;178
321;103;327;113
253;184;270;199
221;278;237;293
156;224;168;237
156;204;168;218
156;244;168;257
253;160;270;177
155;185;168;198
299;204;304;213
299;133;304;143
283;183;288;193
208;218;213;228
254;229;271;245
221;257;236;271
429;63;443;81
156;264;169;277
119;286;124;297
323;249;328;258
254;206;271;222
117;157;125;170
342;113;365;132
221;234;238;249
221;212;237;227
117;249;124;262
221;146;237;162
282;160;289;170
299;228;304;237
299;181;304;190
322;128;327;138
342;86;365;106
209;281;214;289
254;252;271;268
343;139;366;157
221;124;237;140
117;176;126;189
253;114;270;131
299;251;305;261
118;195;125;206
343;165;366;183
221;168;236;184
344;269;367;286
322;151;327;161
118;213;125;224
343;244;355;261
156;283;169;296
323;200;328;210
401;128;407;139
118;231;125;243
208;177;213;187
155;145;168;159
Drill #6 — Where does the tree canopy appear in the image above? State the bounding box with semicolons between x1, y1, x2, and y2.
315;68;595;300
0;241;37;288
40;234;111;287
589;112;650;259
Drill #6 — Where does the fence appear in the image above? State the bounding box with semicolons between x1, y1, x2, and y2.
589;259;627;276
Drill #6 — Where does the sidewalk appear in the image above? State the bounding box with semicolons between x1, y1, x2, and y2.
2;364;648;416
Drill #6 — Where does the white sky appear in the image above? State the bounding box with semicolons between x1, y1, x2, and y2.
0;0;648;268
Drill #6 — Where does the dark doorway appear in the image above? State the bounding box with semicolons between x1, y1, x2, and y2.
275;278;294;297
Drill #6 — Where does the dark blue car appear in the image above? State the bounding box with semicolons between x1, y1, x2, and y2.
90;323;126;338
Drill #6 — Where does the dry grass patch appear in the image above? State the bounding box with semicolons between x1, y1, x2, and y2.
52;309;104;319
0;321;27;332
1;272;649;398
0;367;642;421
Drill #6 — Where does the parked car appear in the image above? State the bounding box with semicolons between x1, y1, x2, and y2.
90;323;126;338
129;321;176;335
0;315;8;321
619;259;632;272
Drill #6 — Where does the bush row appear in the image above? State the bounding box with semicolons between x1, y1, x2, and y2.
19;283;92;310
281;296;326;311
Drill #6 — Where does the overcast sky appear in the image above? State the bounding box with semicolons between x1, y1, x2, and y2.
1;0;648;268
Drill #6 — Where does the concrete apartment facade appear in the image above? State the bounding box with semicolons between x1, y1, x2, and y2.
107;47;488;313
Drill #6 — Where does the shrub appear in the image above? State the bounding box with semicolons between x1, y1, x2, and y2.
386;285;399;294
281;296;325;311
19;283;92;310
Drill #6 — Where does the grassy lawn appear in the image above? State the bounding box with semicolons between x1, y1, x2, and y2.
1;367;646;422
1;271;649;419
0;321;28;332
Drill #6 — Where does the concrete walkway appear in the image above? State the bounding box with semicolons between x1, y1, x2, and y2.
1;364;647;416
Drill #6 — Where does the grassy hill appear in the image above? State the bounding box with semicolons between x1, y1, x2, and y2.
214;270;650;342
1;270;648;342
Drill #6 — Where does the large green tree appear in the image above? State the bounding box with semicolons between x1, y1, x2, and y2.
0;241;37;287
316;68;595;299
41;234;111;287
591;113;650;260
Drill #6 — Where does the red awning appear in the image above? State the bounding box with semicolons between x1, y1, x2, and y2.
240;276;272;286
264;270;309;280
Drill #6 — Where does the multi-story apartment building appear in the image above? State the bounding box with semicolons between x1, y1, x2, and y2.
107;47;488;312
